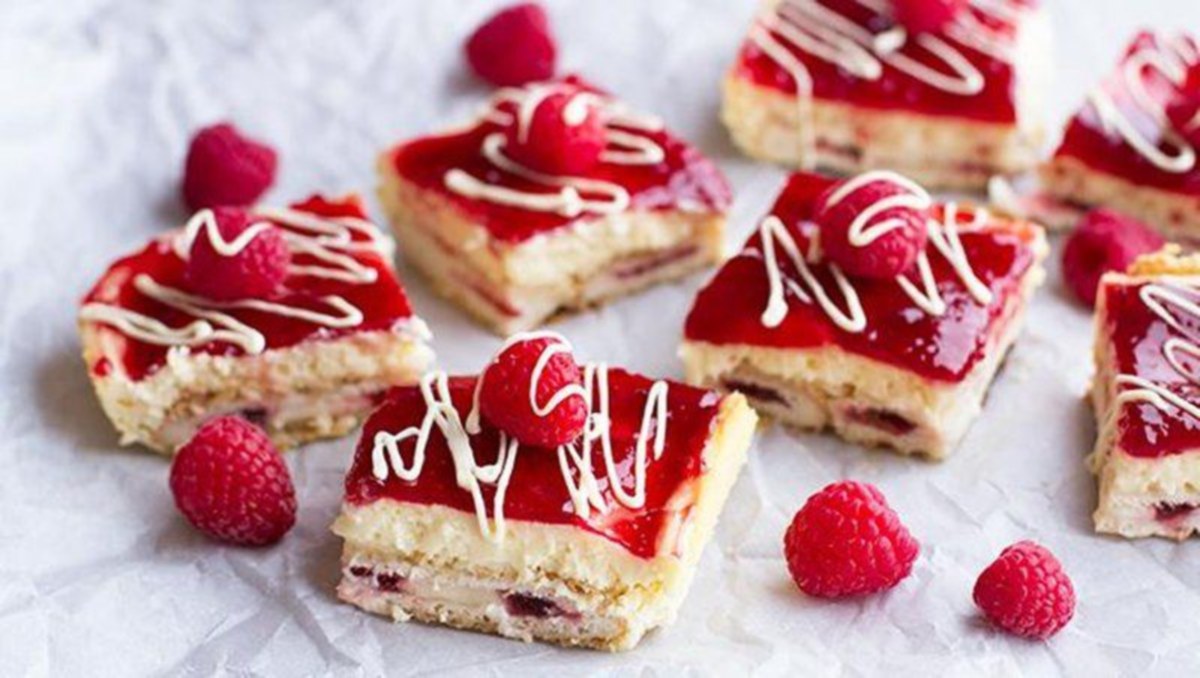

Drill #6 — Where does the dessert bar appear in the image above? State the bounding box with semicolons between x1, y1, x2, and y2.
377;75;732;334
333;357;755;649
681;171;1047;458
79;196;433;454
723;0;1050;189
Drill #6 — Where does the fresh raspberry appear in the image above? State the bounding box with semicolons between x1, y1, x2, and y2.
184;207;290;301
1166;64;1200;147
973;541;1076;640
506;87;606;175
182;123;278;211
891;0;968;34
815;175;929;279
478;334;588;448
169;416;297;546
783;480;919;599
1061;209;1164;307
465;3;557;87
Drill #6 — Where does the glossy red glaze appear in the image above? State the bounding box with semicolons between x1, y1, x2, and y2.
82;196;415;382
343;370;724;559
1103;280;1200;458
732;0;1026;123
385;75;732;244
1054;32;1200;197
684;173;1040;383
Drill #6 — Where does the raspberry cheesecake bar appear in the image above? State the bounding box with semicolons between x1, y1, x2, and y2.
723;0;1050;190
681;171;1047;459
377;75;732;334
1042;31;1200;240
1090;247;1200;539
332;334;756;650
79;196;434;455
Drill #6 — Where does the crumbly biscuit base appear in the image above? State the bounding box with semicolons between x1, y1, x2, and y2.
80;324;434;455
721;75;1044;191
1041;157;1200;241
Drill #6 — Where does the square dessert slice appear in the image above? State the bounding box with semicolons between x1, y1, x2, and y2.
1090;247;1200;539
723;0;1050;190
680;172;1047;459
78;195;434;455
377;75;732;335
331;367;756;651
1042;31;1200;240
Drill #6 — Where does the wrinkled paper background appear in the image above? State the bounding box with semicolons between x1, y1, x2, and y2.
4;1;1200;675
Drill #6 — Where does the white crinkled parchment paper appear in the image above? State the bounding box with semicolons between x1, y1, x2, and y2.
3;1;1200;675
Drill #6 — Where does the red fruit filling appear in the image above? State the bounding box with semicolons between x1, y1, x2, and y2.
891;0;968;35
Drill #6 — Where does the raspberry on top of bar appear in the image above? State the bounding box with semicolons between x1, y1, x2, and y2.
1052;31;1200;200
345;355;724;558
684;172;1043;382
80;196;424;381
735;0;1036;126
385;74;732;243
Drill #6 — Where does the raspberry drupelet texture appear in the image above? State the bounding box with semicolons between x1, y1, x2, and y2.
1166;64;1200;148
169;416;297;547
478;335;588;448
973;541;1076;640
182;123;278;211
891;0;968;35
815;177;929;280
783;480;920;599
465;2;557;87
506;87;607;175
185;207;291;301
1061;209;1165;307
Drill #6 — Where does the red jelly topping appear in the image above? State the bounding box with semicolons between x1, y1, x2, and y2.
684;173;1041;383
733;0;1027;123
82;196;415;382
386;75;732;244
1054;32;1200;197
343;370;723;559
1102;280;1200;458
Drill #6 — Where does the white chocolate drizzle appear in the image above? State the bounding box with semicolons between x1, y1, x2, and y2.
1086;33;1199;174
371;332;673;543
80;206;397;355
753;171;994;332
1115;282;1200;422
175;207;394;284
444;83;668;217
749;0;1025;166
79;275;363;354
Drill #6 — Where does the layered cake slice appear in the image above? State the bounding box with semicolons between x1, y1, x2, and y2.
681;171;1047;459
1090;247;1200;540
1042;31;1200;240
79;196;434;454
377;75;732;334
723;0;1050;190
332;334;756;650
